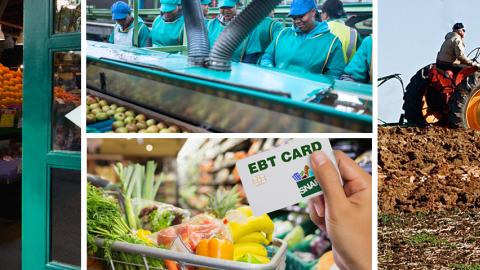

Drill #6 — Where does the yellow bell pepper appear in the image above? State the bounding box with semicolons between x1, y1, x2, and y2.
233;242;268;260
196;238;234;261
236;232;269;245
228;214;274;243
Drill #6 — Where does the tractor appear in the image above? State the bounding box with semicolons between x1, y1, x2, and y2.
380;48;480;130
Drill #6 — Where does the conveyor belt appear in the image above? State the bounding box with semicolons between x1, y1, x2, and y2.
88;89;213;133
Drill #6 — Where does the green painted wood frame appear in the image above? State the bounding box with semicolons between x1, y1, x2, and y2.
22;1;81;270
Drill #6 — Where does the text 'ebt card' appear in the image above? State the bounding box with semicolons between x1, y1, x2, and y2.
236;139;339;216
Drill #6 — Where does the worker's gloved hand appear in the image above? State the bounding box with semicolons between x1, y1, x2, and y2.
308;151;371;270
339;74;357;82
472;62;480;68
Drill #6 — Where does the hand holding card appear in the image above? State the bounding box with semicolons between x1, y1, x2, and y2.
236;139;341;216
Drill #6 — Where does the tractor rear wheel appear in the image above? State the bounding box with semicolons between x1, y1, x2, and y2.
448;72;480;129
402;65;432;126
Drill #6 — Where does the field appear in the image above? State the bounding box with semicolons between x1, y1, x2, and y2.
378;126;480;269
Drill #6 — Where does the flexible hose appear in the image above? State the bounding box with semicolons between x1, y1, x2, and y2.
208;0;282;71
181;0;210;66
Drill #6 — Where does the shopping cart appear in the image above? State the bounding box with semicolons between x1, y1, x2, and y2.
92;237;288;270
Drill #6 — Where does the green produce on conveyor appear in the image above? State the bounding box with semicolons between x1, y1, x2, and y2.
86;95;189;133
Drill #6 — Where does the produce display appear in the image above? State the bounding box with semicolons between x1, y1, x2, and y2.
179;139;279;211
54;86;80;105
0;64;78;108
86;95;188;133
0;64;22;108
272;208;333;270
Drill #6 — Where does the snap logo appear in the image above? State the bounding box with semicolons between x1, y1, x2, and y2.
292;165;321;197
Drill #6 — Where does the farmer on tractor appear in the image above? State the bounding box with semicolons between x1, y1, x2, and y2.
436;23;480;73
401;22;480;130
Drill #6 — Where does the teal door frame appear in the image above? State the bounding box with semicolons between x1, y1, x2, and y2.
22;1;81;269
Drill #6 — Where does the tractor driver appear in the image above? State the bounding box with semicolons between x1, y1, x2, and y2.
436;23;480;73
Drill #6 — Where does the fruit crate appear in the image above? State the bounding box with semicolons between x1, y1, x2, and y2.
87;119;114;133
92;238;287;270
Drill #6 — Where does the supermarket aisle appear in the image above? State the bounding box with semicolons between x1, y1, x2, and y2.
0;182;21;269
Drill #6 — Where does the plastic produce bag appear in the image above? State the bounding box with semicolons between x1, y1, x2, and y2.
151;214;230;251
132;198;190;232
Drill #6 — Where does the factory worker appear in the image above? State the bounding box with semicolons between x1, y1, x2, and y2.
341;35;372;83
151;0;184;47
207;0;247;62
108;1;151;47
320;0;361;63
260;0;345;76
201;0;211;17
243;12;284;64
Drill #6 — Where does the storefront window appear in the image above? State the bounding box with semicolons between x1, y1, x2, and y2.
52;51;81;151
54;0;81;33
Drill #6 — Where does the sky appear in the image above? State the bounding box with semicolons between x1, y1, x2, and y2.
378;0;480;123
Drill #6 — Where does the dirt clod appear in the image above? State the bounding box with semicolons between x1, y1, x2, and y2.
378;126;480;213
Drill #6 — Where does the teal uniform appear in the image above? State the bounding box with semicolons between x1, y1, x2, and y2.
244;17;284;64
207;18;247;62
260;21;345;77
343;35;372;83
108;17;150;47
151;15;184;47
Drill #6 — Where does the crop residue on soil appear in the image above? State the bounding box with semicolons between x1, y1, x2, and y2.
378;210;480;269
378;126;480;213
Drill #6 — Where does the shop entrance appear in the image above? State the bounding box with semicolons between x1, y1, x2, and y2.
1;0;81;269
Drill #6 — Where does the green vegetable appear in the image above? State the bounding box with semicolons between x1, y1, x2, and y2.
149;209;175;232
87;183;130;254
87;183;164;270
114;161;165;229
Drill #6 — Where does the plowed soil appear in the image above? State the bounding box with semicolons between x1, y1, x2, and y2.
378;126;480;269
378;126;480;213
